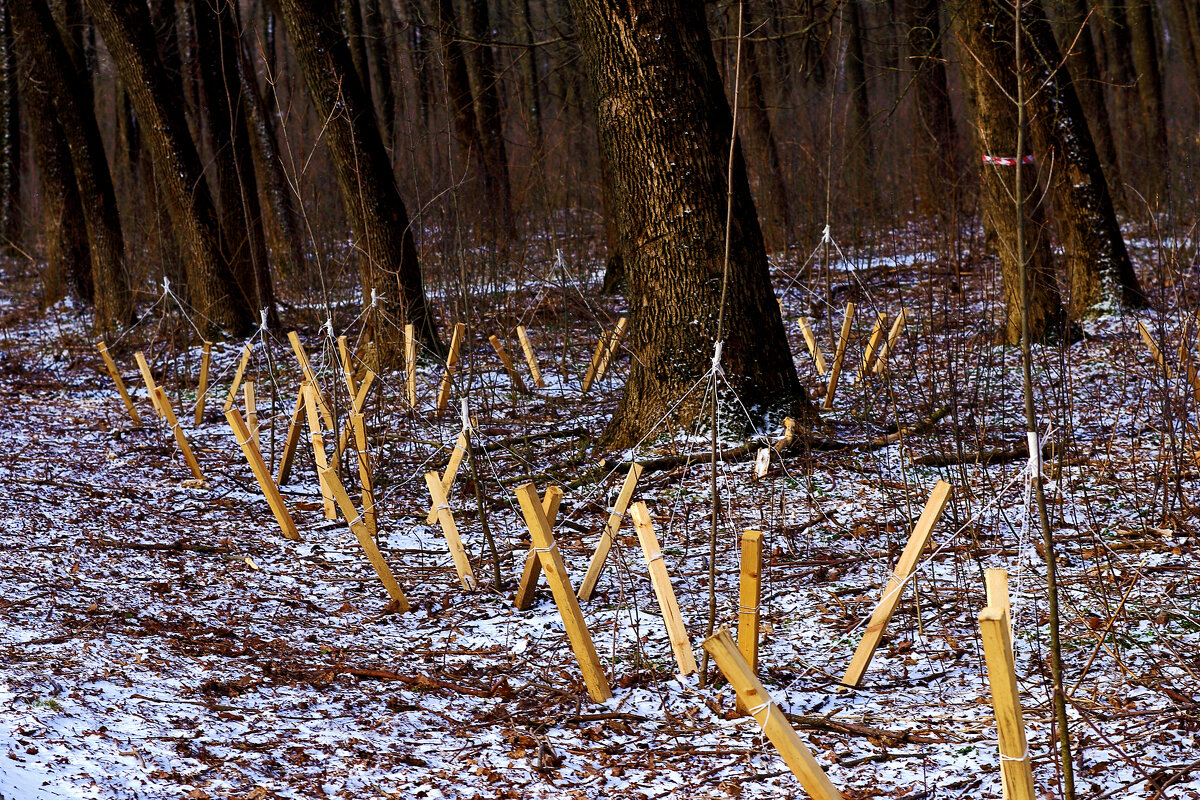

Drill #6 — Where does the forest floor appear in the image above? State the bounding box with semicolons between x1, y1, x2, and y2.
0;237;1199;800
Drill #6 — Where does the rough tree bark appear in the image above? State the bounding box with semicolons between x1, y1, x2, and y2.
565;0;808;448
277;0;439;356
955;0;1067;344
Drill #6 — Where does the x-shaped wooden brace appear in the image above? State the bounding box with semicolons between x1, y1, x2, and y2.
577;461;644;601
425;429;468;525
321;463;409;610
513;485;564;610
424;469;478;591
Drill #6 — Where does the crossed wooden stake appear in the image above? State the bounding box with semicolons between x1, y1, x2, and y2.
577;461;644;601
424;437;478;591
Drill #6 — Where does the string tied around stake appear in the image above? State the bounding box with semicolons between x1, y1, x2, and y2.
999;745;1031;763
747;700;772;728
711;341;724;377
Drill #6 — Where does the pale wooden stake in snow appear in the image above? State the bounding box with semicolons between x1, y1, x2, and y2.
872;308;909;374
703;628;844;800
425;429;468;524
630;502;697;675
223;342;252;413
517;325;545;388
979;605;1035;800
276;382;308;485
436;322;467;414
225;408;299;540
737;530;763;676
1137;320;1175;379
515;482;612;702
346;370;377;535
514;486;564;610
405;323;417;406
287;331;335;430
823;303;855;410
488;334;529;393
798;318;827;374
578;461;644;601
304;382;337;520
134;351;166;418
581;330;610;395
842;479;951;688
424;471;478;591
985;568;1011;635
193;340;212;426
322;465;409;610
592;316;628;387
243;381;259;450
96;339;141;425
337;335;358;398
856;312;888;384
155;386;204;481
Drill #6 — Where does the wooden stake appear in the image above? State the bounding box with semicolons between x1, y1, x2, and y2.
630;502;697;675
276;382;308;485
841;479;951;688
287;331;335;429
737;530;763;675
225;408;300;540
581;330;610;395
798;318;827;374
96;339;141;425
424;471;478;591
243;381;259;450
193;340;212;426
514;486;564;610
405;323;417;406
425;430;468;524
223;343;252;413
872;308;909;374
514;483;612;702
304;382;336;520
979;607;1035;800
349;412;376;535
155;387;204;481
703;629;844;800
823;303;855;410
134;351;166;418
517;325;545;388
593;316;628;385
337;334;358;397
488;334;530;393
321;465;409;610
856;312;887;383
436;322;466;413
985;568;1011;634
1137;320;1176;378
578;461;644;601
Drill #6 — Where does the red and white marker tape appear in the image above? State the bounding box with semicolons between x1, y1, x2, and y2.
982;154;1035;166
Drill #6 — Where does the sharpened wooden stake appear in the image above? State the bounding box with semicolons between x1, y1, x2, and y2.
193;340;212;426
823;303;855;410
980;606;1035;800
578;462;644;601
842;479;951;688
515;483;612;702
96;339;141;425
346;368;377;535
514;486;564;610
425;430;468;524
276;382;308;485
1137;320;1176;378
630;503;697;675
134;351;166;418
517;325;545;388
223;343;252;413
304;382;336;520
986;568;1011;634
155;387;204;481
581;331;610;394
405;323;417;406
225;408;299;540
243;381;259;450
593;316;627;386
424;471;478;591
872;308;909;374
856;312;887;384
322;465;409;610
798;318;827;374
488;335;529;393
703;629;844;800
436;322;466;413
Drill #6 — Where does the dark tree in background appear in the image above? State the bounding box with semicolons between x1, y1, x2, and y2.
0;0;19;256
906;0;959;220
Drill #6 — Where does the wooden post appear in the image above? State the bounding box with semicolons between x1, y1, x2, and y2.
425;430;468;524
737;530;763;674
423;471;478;591
823;303;855;410
96;339;141;425
517;325;545;388
979;607;1036;800
436;322;466;413
798;318;827;374
193;340;212;426
578;461;644;601
134;351;166;418
514;486;564;610
243;381;259;450
872;308;909;374
841;479;951;688
581;331;610;395
337;335;358;398
514;483;612;702
856;312;887;383
1137;320;1176;378
321;465;409;610
348;369;376;535
593;316;628;385
287;331;335;429
304;382;337;520
488;335;530;393
154;387;204;481
985;568;1011;633
276;382;307;485
629;502;697;675
703;629;844;800
405;323;417;406
225;408;300;540
223;343;252;413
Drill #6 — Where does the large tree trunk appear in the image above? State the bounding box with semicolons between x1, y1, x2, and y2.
955;0;1066;344
1124;0;1168;194
12;0;131;334
1020;0;1143;315
277;0;439;357
362;0;395;145
85;0;254;335
905;0;960;220
0;0;20;255
461;0;513;235
565;0;808;448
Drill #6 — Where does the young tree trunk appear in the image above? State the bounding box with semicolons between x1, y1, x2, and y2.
905;0;960;219
1166;0;1200;99
512;0;543;156
85;0;255;335
955;0;1066;344
1124;0;1168;193
12;0;131;333
1021;0;1143;314
277;0;439;357
0;0;20;254
566;0;808;448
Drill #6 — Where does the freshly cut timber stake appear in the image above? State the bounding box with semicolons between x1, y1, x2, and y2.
979;602;1035;800
856;312;887;383
488;334;529;393
436;322;466;413
798;317;827;374
823;303;855;410
514;485;564;610
322;465;409;610
405;323;417;406
276;382;308;485
629;502;696;675
517;325;546;388
155;386;204;481
223;342;252;413
225;408;299;540
425;430;468;525
872;308;909;374
578;461;644;601
194;340;212;426
96;339;141;425
424;471;478;591
134;351;165;418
